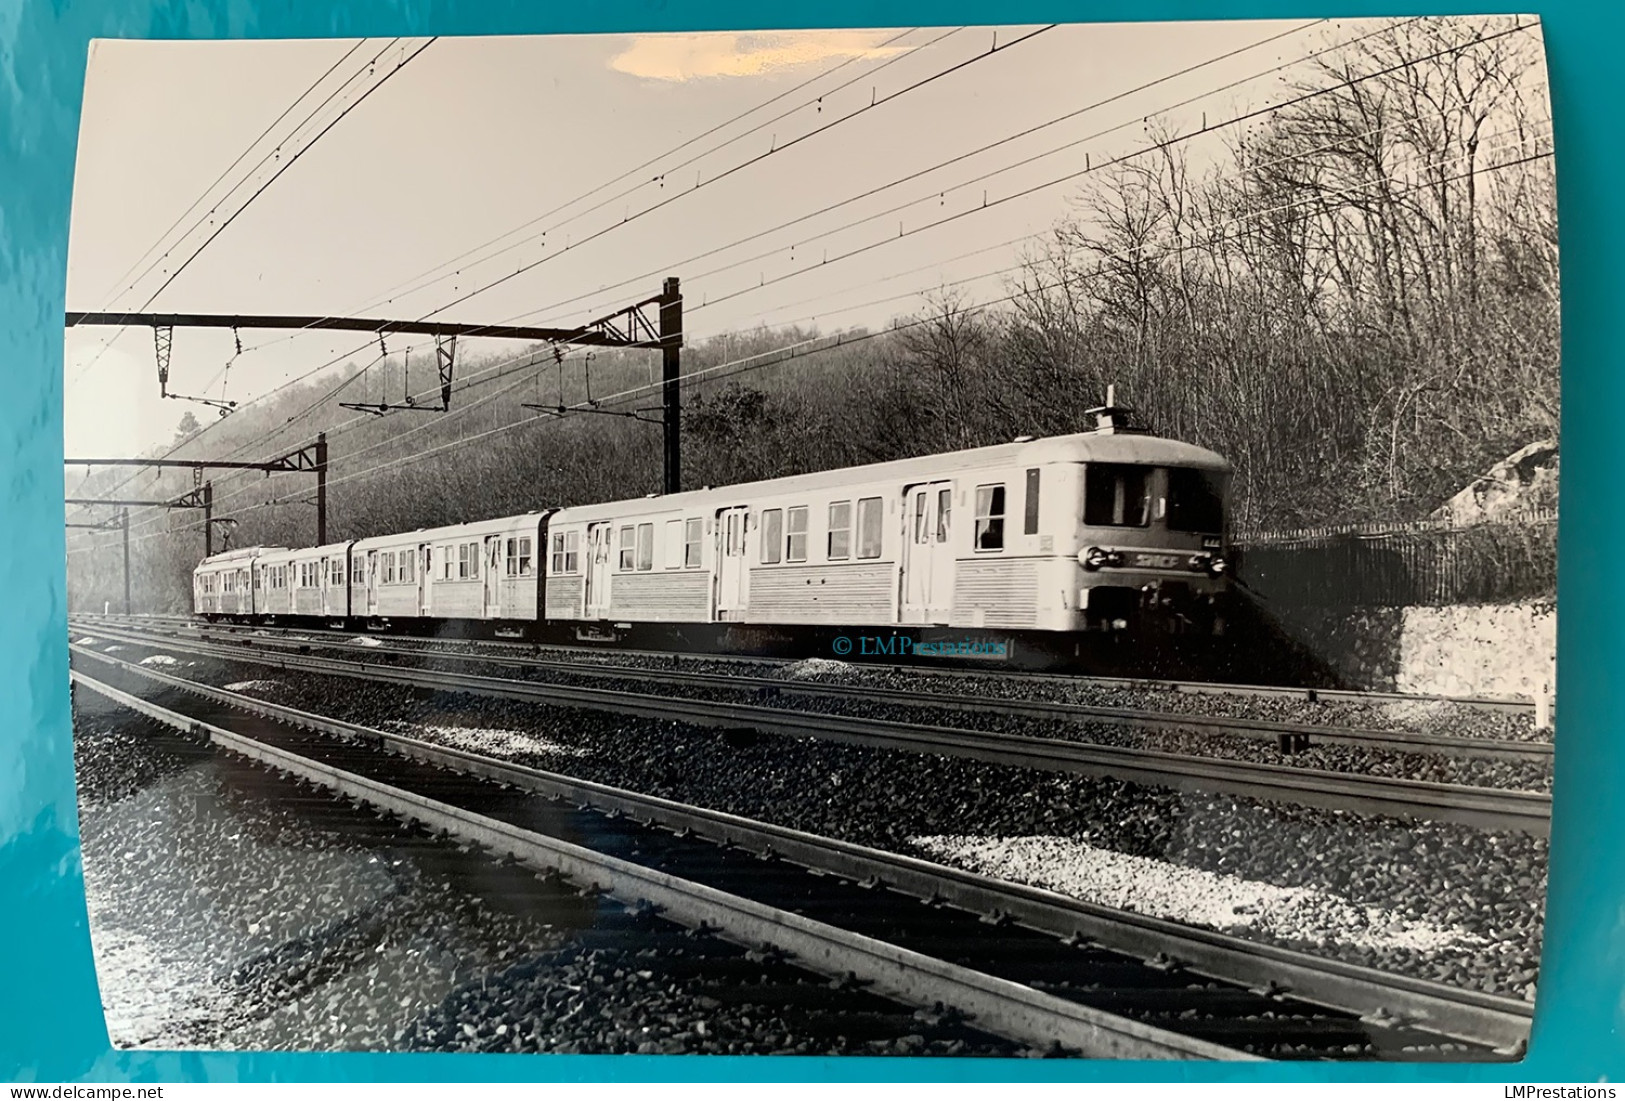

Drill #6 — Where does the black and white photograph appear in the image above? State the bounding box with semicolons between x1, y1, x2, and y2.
62;16;1557;1061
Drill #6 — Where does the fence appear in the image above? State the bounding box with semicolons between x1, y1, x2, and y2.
1232;508;1557;608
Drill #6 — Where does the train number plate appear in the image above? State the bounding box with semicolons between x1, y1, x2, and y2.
1128;552;1181;570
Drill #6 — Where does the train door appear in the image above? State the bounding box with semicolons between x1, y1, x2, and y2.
419;545;432;617
362;551;376;617
901;481;955;624
584;523;612;619
716;507;750;621
484;536;503;619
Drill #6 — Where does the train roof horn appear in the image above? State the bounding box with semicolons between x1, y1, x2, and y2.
1086;383;1151;435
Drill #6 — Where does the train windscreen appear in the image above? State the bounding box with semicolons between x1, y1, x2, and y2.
1083;463;1152;527
1166;467;1226;533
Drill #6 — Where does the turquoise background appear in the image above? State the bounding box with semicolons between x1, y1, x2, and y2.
1;0;1616;1083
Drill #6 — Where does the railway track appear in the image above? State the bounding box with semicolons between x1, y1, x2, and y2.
71;648;1531;1060
76;613;1540;715
72;618;1546;763
68;627;1552;835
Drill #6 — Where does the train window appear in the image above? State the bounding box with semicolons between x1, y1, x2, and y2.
684;519;702;567
974;485;1006;551
352;557;364;585
937;488;951;543
1084;464;1152;528
402;553;414;585
551;532;580;574
636;524;654;571
828;501;852;560
1166;468;1226;533
857;497;884;559
1024;468;1041;535
663;521;684;568
468;542;481;580
506;537;533;577
619;526;635;570
457;543;471;580
913;493;929;544
787;507;808;562
439;547;452;581
761;510;783;564
383;555;395;585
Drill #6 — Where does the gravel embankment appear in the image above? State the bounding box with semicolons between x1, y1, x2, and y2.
104;636;1551;790
93;625;1549;742
72;700;1017;1055
95;649;1546;1003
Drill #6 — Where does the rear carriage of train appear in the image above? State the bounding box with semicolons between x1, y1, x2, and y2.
193;546;278;619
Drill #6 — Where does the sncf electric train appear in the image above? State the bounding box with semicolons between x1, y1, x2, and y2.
194;407;1234;666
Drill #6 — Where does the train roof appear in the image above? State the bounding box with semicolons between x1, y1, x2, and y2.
351;512;547;551
194;546;286;569
553;429;1230;523
191;430;1229;564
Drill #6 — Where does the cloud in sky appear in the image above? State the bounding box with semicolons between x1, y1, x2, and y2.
609;30;915;83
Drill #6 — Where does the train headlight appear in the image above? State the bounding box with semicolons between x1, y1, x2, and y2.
1080;546;1109;571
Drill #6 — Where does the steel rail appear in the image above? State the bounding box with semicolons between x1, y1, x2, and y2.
69;631;1552;836
72;612;1541;714
148;620;1548;762
72;646;1534;1053
71;664;1254;1062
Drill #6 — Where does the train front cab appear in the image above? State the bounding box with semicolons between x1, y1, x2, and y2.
1067;460;1232;634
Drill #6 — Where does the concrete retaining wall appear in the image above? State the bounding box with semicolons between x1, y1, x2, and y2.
1395;601;1556;701
1266;601;1555;701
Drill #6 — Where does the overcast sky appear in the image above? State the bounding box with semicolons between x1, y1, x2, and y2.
63;18;1445;460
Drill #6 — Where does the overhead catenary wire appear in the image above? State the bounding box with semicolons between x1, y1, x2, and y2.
66;38;408;396
524;17;1530;331
172;16;1403;483
87;38;371;312
90;26;1036;479
68;17;1541;550
335;27;959;322
130;38;439;323
79;140;1550;554
65;38;433;511
488;18;1350;332
89;17;1393;484
718;113;1554;336
410;25;1058;326
207;29;950;376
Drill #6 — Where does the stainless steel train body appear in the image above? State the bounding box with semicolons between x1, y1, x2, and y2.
192;425;1234;651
